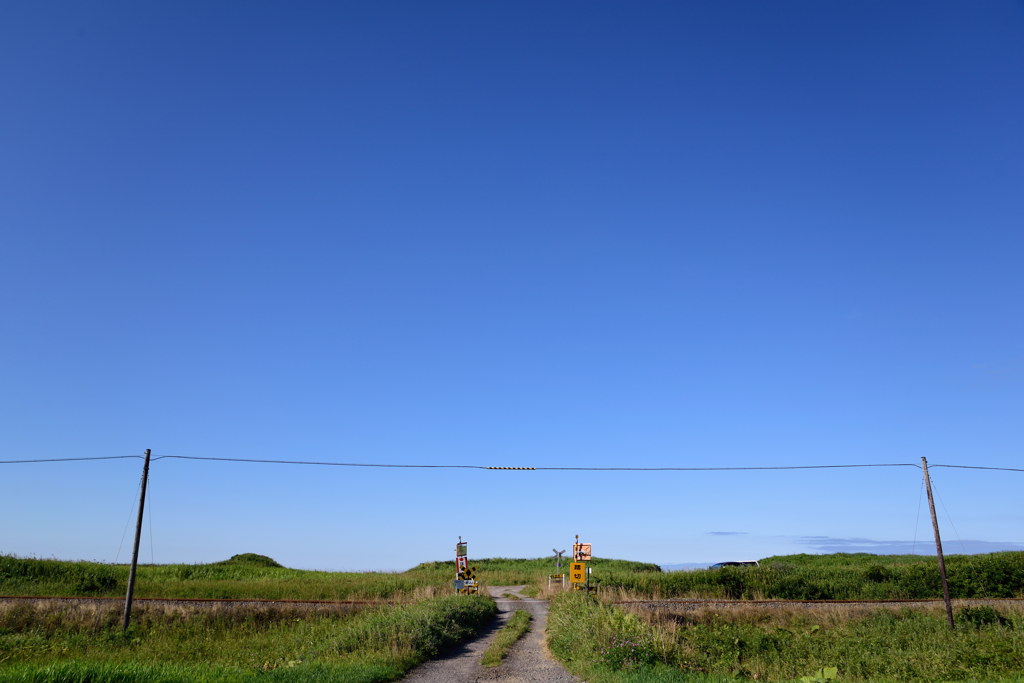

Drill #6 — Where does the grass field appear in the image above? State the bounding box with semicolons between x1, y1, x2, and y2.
0;592;495;681
4;551;1024;681
0;552;501;681
549;592;1024;682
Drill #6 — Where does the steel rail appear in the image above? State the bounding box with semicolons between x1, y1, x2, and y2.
611;597;1024;605
0;595;402;606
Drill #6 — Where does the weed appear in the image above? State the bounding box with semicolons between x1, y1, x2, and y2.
799;665;839;682
958;605;1014;629
599;635;657;671
481;609;531;667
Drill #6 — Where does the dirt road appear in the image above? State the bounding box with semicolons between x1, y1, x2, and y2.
402;586;581;683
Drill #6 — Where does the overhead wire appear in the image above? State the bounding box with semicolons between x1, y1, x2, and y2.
4;452;1019;569
0;455;144;464
3;455;1024;473
151;456;921;471
930;464;1024;473
153;455;483;468
529;464;918;471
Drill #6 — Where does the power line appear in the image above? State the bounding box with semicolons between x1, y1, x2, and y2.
153;455;483;468
0;455;143;464
532;464;918;471
154;456;919;471
2;455;1022;473
2;455;921;470
931;464;1024;473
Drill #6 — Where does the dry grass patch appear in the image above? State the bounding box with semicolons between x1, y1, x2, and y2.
0;598;368;634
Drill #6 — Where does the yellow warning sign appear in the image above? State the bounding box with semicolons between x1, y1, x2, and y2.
570;562;586;584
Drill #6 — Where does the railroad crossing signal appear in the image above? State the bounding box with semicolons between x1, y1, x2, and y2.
454;537;478;594
567;535;597;594
455;564;478;593
552;548;566;570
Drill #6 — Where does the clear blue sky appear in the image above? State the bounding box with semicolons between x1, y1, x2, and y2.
2;1;1022;571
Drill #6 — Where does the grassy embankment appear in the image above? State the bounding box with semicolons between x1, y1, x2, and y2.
408;556;662;593
601;551;1024;600
1;552;440;601
0;553;659;601
0;553;495;681
547;551;1024;682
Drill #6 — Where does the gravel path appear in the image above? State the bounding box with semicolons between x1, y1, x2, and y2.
402;586;582;683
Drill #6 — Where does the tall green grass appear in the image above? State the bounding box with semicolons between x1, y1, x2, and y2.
481;609;531;667
606;552;1024;600
0;594;496;682
0;660;256;682
0;555;120;596
548;591;1024;682
547;592;733;682
5;551;1022;602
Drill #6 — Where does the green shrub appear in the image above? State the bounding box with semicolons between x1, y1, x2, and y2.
70;566;119;594
863;565;890;583
215;553;284;568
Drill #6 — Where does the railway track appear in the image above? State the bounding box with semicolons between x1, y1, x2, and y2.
612;597;1024;611
0;595;398;608
5;595;1022;615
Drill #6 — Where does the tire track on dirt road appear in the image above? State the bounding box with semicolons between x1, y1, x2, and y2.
402;585;581;683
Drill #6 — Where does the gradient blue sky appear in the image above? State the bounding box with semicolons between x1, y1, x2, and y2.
2;2;1022;571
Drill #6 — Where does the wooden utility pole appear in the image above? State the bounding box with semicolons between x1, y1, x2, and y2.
921;457;955;630
122;448;152;631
